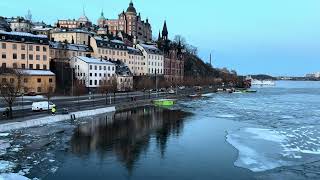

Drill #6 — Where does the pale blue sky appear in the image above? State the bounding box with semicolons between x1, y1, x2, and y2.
1;0;319;76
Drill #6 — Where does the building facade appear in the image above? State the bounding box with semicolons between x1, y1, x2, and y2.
70;56;116;88
127;46;146;76
56;12;92;29
50;29;93;45
7;17;32;32
90;36;128;62
137;44;164;75
98;1;152;43
0;31;55;94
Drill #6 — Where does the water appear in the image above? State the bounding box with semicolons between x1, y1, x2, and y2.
1;81;320;179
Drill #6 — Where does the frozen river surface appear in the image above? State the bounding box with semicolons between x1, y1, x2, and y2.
1;81;320;180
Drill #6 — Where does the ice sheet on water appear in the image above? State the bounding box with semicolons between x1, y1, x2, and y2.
0;140;10;155
227;126;320;172
0;161;15;173
0;173;30;180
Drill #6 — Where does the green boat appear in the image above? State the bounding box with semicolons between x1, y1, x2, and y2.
153;99;176;106
241;89;257;93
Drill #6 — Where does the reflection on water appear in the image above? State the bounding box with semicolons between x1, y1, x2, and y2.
69;106;190;171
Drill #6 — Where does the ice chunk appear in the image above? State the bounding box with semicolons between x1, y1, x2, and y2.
0;161;15;173
0;133;9;137
0;173;30;180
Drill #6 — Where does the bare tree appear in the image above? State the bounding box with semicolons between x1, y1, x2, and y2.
0;68;24;119
73;79;87;110
43;85;55;114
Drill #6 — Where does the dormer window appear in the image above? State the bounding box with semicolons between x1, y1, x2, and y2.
21;38;25;41
1;36;5;40
40;40;43;43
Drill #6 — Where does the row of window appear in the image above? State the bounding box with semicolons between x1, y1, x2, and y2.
1;53;47;61
148;68;163;74
1;43;47;52
1;63;47;70
148;61;163;67
148;55;163;60
89;65;115;71
98;48;127;56
1;77;52;84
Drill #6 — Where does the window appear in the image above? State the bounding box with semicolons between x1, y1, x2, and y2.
2;63;6;68
43;47;47;52
90;65;92;70
2;78;6;83
1;43;6;49
29;45;33;51
37;78;41;83
13;63;17;69
29;64;33;69
90;80;92;85
43;55;47;61
95;73;97;77
13;53;17;60
89;73;92;77
43;65;47;70
21;45;26;50
24;78;28;83
99;66;102;70
36;55;40;60
36;46;40;51
21;64;26;69
2;53;6;59
37;87;42;93
104;66;106;70
12;44;17;50
10;78;14;83
21;54;26;60
49;78;53;83
94;66;97;70
36;64;40;69
29;54;33;60
94;80;97;85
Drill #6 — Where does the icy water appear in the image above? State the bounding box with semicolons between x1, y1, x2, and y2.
1;81;320;180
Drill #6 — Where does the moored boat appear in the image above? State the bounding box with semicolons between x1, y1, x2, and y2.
153;99;176;106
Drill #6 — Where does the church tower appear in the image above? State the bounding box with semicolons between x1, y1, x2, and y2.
162;20;168;40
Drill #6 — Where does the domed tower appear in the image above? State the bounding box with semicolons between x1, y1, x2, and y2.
125;0;137;36
97;9;106;27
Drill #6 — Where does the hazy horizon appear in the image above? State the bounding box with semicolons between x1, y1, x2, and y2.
1;0;319;76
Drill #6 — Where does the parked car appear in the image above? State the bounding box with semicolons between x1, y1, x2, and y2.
32;101;55;111
168;89;175;94
179;86;185;90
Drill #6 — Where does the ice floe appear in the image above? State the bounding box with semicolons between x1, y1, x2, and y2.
0;173;30;180
227;126;320;172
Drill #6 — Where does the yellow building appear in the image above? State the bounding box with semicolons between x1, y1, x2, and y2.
0;31;56;94
50;29;93;45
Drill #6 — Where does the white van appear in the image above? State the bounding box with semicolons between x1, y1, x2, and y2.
32;101;55;111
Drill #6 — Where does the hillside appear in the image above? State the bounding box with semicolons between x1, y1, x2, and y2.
184;53;219;78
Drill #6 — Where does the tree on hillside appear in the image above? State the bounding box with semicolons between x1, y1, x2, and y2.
0;68;25;119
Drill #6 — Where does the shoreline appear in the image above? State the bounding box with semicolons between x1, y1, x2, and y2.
0;87;220;132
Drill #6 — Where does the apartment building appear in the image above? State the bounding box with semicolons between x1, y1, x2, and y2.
137;44;164;75
127;46;146;76
0;31;55;93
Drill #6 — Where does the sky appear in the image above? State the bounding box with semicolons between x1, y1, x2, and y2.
0;0;319;76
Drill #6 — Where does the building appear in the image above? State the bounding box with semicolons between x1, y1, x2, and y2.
70;56;116;88
6;17;32;32
56;11;92;29
0;17;11;32
98;1;152;43
0;31;55;94
49;41;92;62
90;36;128;62
50;29;93;45
306;72;320;78
113;60;133;91
127;46;146;76
137;44;164;75
157;21;184;84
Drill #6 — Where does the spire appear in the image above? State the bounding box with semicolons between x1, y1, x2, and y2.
82;5;86;16
158;31;161;41
162;20;168;40
101;9;104;17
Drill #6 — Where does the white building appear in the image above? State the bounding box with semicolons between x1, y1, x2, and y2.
306;72;320;78
70;56;116;88
137;44;164;75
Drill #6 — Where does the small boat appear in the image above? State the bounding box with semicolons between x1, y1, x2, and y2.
153;99;176;106
241;90;257;93
189;94;202;98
